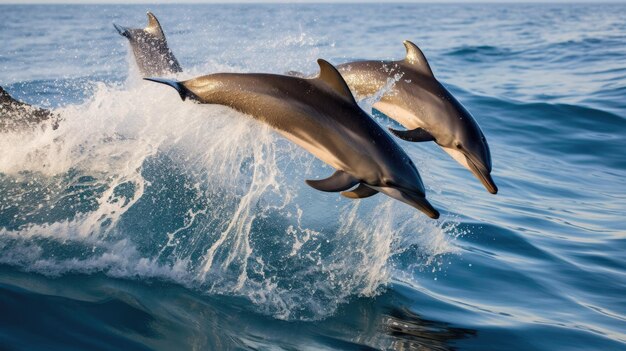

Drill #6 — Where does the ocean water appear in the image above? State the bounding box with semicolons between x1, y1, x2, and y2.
1;3;625;350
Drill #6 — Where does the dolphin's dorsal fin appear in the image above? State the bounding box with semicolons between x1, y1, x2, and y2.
145;12;165;38
316;59;356;104
403;40;434;77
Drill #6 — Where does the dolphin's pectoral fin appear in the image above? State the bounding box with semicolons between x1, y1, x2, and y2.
340;184;379;199
306;170;358;192
388;127;435;142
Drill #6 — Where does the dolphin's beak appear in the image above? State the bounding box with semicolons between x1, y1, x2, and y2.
113;23;130;38
376;187;440;219
409;195;440;219
442;146;498;194
467;157;498;194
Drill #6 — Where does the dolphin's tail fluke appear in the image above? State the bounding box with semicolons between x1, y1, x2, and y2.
113;23;129;38
144;78;191;101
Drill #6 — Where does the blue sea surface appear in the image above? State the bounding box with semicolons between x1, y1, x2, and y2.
1;3;625;350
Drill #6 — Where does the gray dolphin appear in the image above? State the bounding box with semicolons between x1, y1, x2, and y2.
113;12;182;76
335;41;497;194
0;86;59;131
145;60;440;219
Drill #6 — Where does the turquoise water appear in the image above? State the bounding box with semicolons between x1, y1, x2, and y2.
1;3;625;350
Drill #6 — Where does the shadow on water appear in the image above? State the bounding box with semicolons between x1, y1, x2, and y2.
0;267;475;351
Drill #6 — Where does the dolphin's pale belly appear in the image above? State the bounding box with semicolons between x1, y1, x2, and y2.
373;101;424;130
443;147;471;170
275;129;348;173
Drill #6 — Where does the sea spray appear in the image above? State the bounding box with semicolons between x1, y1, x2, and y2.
0;66;457;321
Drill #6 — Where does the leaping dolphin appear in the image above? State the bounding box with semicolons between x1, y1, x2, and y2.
335;41;497;194
145;60;440;219
114;12;182;76
0;86;59;131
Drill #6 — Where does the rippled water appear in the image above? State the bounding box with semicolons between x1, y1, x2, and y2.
1;3;625;350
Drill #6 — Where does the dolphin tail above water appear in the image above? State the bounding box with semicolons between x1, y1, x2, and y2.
113;12;182;76
113;12;164;40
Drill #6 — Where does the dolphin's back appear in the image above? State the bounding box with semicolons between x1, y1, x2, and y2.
339;60;462;130
337;60;396;98
186;73;368;129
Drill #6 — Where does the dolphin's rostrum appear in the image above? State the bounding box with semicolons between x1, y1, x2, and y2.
114;12;182;76
145;60;440;219
336;41;497;194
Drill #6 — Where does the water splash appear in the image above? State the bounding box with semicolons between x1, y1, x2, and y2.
0;58;458;321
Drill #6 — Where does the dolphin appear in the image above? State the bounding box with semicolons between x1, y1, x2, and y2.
145;60;440;219
113;12;182;76
0;86;59;131
335;41;497;194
